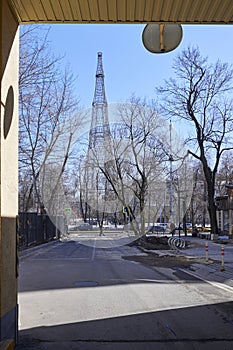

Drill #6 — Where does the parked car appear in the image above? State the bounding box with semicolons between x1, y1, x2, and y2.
188;225;202;233
77;223;93;230
158;223;169;229
188;225;211;235
223;223;233;233
176;223;192;230
68;225;79;232
88;219;98;226
191;226;199;237
146;225;166;234
202;226;211;232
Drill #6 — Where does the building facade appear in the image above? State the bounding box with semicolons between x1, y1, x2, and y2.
216;185;233;236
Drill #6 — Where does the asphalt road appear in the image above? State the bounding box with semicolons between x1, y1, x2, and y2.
17;233;233;349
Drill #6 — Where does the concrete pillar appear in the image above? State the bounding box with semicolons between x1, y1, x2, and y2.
0;0;19;343
229;209;232;236
216;209;223;232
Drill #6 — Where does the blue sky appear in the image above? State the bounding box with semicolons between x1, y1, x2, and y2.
47;24;233;109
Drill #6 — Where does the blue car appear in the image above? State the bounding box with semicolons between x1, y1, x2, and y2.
146;225;166;234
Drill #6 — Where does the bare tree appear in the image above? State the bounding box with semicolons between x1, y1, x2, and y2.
216;150;233;195
94;97;189;235
188;161;209;228
157;46;233;235
19;25;79;212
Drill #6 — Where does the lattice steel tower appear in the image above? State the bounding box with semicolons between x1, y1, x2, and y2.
88;52;111;152
84;52;113;221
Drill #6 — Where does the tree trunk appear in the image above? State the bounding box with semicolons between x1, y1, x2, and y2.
207;184;218;236
203;166;218;236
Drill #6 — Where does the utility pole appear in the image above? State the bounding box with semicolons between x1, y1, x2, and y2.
169;119;174;222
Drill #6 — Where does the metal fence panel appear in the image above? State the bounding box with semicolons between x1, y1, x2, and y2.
18;212;65;249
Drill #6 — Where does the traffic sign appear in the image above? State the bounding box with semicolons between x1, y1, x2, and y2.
122;206;128;214
64;208;72;216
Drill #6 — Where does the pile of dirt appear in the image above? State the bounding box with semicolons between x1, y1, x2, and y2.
122;253;196;268
126;234;204;269
129;235;170;250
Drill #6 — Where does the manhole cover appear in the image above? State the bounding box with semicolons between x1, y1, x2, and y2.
74;281;99;287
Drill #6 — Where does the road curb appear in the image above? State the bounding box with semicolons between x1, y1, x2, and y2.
179;268;233;294
19;239;60;259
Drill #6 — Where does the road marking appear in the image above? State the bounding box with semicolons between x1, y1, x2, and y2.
91;238;96;261
179;268;233;294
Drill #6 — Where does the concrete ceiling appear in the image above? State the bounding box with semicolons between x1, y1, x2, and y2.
8;0;233;24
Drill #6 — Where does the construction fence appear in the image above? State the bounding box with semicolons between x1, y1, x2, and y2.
18;212;66;249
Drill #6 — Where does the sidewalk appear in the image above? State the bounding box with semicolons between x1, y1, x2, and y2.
167;236;233;290
19;239;60;259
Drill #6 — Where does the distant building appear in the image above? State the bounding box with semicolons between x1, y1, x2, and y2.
215;184;233;236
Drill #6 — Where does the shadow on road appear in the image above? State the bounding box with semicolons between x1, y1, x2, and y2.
19;245;202;293
16;301;233;350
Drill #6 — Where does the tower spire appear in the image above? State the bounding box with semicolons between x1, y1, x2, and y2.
89;52;111;150
92;52;107;106
84;52;113;222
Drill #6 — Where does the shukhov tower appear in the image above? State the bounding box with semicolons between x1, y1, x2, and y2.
84;52;113;220
88;52;111;153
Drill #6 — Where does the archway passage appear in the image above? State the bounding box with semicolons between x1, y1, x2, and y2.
1;0;233;348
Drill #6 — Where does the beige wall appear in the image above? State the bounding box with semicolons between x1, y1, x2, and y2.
0;0;19;341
